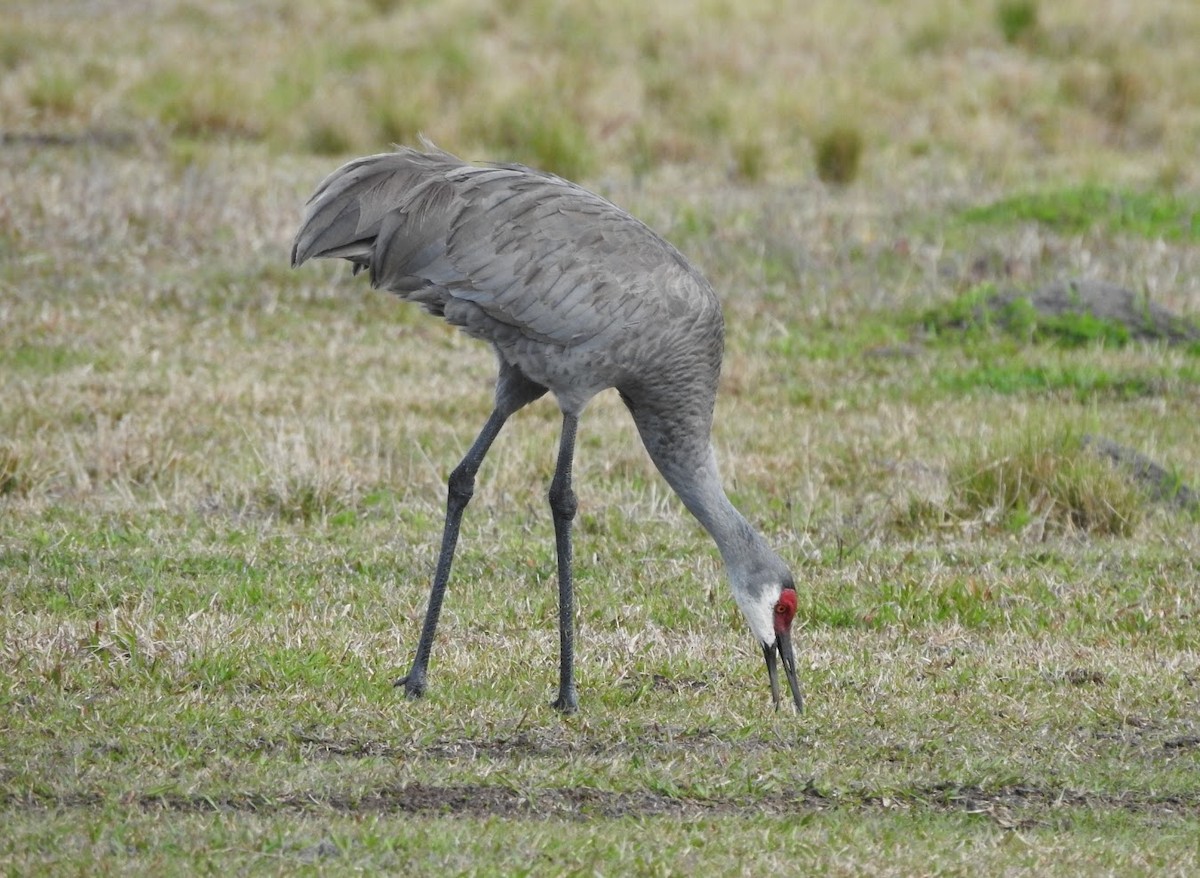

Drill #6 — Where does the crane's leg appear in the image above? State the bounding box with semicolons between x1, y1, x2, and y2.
548;413;580;713
396;361;546;701
395;408;509;699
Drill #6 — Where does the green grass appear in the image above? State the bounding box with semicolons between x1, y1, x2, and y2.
5;808;1195;875
4;508;1200;873
814;123;865;186
950;425;1144;536
922;284;1131;348
3;0;1200;873
964;186;1200;242
995;0;1040;46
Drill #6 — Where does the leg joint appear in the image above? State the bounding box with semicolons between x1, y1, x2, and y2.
447;464;476;505
548;481;577;521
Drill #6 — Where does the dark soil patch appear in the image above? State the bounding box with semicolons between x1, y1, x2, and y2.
15;729;1197;823
12;783;1200;823
620;671;710;694
272;725;782;762
1164;736;1200;751
345;783;740;819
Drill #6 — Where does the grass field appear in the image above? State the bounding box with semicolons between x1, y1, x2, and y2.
3;0;1200;874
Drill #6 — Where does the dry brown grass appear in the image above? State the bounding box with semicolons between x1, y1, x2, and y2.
2;0;1200;187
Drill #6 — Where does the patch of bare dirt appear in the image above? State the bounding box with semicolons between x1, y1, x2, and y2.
14;783;1200;823
270;724;784;762
13;727;1197;823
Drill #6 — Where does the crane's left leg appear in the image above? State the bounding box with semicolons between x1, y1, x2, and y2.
548;413;580;713
395;361;546;701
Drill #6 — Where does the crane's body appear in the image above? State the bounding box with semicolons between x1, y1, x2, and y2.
292;144;802;713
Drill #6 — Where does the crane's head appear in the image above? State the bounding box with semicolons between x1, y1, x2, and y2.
733;574;804;713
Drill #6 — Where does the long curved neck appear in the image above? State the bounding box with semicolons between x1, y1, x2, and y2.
651;442;781;585
624;393;787;590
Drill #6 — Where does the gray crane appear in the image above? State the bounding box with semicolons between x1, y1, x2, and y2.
291;143;803;714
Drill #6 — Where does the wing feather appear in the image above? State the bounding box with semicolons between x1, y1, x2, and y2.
291;145;715;349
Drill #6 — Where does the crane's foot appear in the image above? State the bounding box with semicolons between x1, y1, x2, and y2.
551;688;578;714
394;672;426;699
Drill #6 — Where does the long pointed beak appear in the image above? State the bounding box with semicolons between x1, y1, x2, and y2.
763;633;804;713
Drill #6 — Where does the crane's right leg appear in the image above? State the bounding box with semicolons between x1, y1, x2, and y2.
395;363;546;700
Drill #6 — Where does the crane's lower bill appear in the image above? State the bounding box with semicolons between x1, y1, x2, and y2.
763;634;804;713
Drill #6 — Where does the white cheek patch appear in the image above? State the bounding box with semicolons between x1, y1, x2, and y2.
733;587;778;645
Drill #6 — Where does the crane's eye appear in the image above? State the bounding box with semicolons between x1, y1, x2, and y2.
775;603;787;615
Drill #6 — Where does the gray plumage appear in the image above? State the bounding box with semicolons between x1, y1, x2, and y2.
291;144;803;713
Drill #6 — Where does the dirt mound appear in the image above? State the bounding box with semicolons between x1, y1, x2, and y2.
986;279;1200;346
1083;434;1199;512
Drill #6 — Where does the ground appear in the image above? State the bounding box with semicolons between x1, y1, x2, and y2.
2;1;1200;874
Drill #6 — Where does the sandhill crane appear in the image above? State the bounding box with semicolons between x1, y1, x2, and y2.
291;143;802;714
